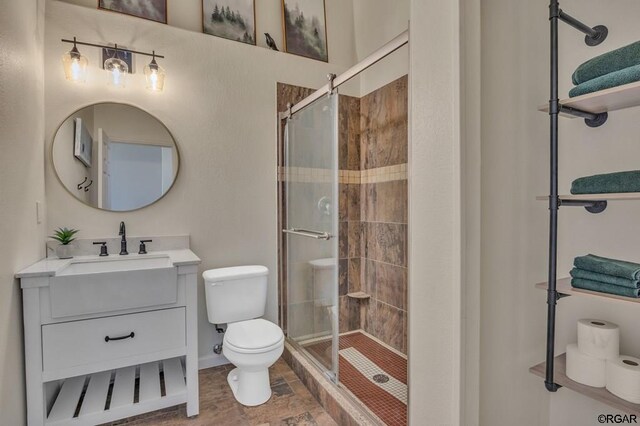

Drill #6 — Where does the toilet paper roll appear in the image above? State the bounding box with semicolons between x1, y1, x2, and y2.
577;319;620;360
606;356;640;404
566;343;606;387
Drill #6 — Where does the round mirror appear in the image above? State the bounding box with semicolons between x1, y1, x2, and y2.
52;103;179;211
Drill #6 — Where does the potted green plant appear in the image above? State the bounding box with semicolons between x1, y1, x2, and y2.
49;227;79;259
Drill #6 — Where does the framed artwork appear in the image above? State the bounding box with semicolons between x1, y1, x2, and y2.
98;0;168;24
202;0;257;45
282;0;328;62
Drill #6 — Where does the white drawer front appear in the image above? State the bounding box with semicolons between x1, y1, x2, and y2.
42;308;185;373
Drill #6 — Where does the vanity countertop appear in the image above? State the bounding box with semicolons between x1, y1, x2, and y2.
15;249;201;279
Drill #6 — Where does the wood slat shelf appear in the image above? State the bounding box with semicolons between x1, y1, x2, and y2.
530;353;640;416
537;193;640;201
538;80;640;117
46;357;187;426
536;278;640;304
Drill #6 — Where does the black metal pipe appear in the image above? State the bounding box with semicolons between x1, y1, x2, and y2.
61;38;165;59
558;10;598;37
559;105;598;120
559;199;608;214
545;0;561;393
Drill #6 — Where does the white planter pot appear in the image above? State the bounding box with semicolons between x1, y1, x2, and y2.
55;244;73;259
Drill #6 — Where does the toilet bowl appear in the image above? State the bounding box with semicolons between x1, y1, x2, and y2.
223;319;284;406
203;265;284;406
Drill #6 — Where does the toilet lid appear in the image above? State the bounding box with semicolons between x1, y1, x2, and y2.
225;319;284;351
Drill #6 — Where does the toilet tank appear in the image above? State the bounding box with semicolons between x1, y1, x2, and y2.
203;265;269;324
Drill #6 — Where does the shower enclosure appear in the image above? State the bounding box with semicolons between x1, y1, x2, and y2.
278;31;409;426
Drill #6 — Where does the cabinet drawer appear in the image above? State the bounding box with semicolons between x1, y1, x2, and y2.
42;308;185;373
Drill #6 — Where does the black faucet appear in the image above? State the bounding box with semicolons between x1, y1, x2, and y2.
119;221;128;255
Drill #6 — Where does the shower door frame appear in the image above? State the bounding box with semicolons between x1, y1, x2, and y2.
276;26;409;409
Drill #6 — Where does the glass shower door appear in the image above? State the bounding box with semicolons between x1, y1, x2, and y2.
284;93;339;382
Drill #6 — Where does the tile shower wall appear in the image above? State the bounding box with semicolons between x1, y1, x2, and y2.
278;76;408;354
358;76;408;354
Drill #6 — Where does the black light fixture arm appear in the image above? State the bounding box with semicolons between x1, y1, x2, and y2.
61;38;165;59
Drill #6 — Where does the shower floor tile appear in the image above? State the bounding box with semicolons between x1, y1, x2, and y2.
303;331;407;426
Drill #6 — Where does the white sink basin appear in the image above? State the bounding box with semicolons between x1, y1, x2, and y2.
50;255;178;318
57;255;172;275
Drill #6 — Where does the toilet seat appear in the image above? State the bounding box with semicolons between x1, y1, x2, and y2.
224;319;284;354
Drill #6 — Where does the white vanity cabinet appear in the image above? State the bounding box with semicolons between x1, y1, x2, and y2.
16;249;200;426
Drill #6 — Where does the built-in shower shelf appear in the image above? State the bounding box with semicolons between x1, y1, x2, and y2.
347;292;371;300
538;81;640;117
536;278;640;304
530;353;640;416
46;357;186;426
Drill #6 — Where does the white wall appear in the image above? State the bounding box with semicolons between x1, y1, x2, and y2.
352;0;409;95
44;0;357;366
0;1;46;424
480;0;640;425
57;0;357;68
408;0;463;424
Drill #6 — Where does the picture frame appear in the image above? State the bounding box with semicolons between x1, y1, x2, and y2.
98;0;168;24
202;0;257;46
282;0;328;62
74;118;93;168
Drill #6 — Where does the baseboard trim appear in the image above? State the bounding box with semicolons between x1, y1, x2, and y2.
198;353;230;370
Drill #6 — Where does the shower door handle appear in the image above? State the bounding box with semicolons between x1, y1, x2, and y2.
283;228;333;240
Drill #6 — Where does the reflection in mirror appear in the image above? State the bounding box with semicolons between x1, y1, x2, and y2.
52;103;179;211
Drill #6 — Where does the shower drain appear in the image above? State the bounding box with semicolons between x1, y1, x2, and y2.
373;374;390;384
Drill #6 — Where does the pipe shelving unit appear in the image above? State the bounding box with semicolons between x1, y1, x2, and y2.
544;0;609;393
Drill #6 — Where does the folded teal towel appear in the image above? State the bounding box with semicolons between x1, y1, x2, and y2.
571;170;640;194
569;64;640;97
571;278;640;298
570;267;639;289
574;254;640;281
572;40;640;85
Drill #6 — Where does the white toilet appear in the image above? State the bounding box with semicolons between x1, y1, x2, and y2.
203;265;284;406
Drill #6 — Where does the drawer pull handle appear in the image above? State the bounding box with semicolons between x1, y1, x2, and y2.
105;332;135;342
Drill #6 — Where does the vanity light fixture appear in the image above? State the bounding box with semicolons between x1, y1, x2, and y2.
61;37;88;82
104;44;128;88
60;38;165;91
143;51;166;92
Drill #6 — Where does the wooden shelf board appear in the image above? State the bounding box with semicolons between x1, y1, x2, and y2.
535;278;640;304
536;193;640;201
530;353;640;416
538;80;640;117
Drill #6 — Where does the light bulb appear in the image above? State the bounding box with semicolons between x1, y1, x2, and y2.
104;56;128;88
144;54;165;92
61;43;88;83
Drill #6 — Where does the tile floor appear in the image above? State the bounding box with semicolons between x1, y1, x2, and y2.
304;332;407;426
103;359;337;426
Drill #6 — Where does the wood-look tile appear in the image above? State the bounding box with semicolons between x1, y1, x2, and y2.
347;258;361;294
373;301;405;353
339;259;348;296
372;261;407;311
361;181;408;224
338;222;348;259
347;222;360;258
361;222;407;267
346;184;360;221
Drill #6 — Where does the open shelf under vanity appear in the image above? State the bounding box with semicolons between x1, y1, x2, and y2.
46;357;186;426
